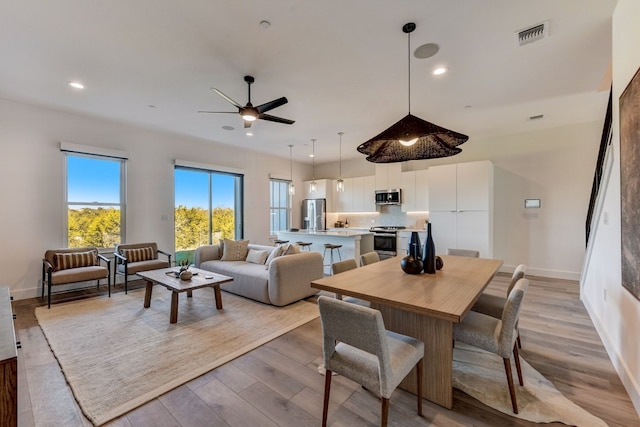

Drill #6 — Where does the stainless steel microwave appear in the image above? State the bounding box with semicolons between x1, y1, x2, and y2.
375;189;402;205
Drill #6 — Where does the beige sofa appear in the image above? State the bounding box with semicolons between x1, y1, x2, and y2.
194;243;323;306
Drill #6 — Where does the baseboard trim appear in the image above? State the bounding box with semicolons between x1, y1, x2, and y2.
499;264;580;281
582;292;640;417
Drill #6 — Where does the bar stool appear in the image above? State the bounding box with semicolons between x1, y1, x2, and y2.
273;239;289;246
296;242;312;251
323;243;342;273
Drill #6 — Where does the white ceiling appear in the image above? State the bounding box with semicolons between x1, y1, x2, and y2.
0;0;617;163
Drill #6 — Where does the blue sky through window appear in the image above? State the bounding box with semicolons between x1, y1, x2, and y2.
174;169;235;208
67;155;120;203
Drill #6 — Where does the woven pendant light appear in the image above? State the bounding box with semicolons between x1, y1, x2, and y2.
357;22;468;163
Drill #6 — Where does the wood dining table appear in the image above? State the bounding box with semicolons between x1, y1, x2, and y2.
310;254;503;409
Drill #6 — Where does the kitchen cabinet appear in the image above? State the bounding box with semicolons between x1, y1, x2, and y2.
375;163;402;190
401;170;429;212
303;178;333;211
332;176;376;213
0;287;17;427
397;230;427;256
428;161;493;257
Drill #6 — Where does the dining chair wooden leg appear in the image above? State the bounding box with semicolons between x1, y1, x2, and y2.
517;330;522;349
322;370;332;427
513;343;524;386
416;358;424;416
503;358;518;414
381;397;390;427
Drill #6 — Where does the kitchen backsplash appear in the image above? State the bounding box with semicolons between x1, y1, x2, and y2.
326;205;428;229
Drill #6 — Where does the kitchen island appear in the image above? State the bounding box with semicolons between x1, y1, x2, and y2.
277;230;374;273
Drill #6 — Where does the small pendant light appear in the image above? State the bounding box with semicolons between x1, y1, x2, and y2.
309;139;317;194
288;144;295;195
336;132;345;192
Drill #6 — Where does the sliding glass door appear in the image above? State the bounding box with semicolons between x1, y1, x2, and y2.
174;167;243;264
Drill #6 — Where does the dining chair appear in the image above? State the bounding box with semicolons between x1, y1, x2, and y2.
471;264;527;348
360;251;381;266
318;296;425;427
453;278;529;414
446;248;480;257
331;259;370;307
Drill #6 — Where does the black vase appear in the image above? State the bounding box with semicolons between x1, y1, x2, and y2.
422;223;436;274
407;231;422;260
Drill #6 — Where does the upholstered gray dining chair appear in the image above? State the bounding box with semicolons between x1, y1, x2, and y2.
318;296;425;427
331;259;370;307
360;251;381;266
446;248;480;257
472;264;527;348
331;258;358;275
453;278;529;414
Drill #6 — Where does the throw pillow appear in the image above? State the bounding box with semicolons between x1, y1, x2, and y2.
264;245;283;269
246;249;269;265
284;243;300;255
121;247;155;263
221;239;250;261
54;250;98;271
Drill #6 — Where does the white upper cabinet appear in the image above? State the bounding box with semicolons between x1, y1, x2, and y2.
375;163;402;190
331;176;376;213
401;170;429;212
428;161;492;212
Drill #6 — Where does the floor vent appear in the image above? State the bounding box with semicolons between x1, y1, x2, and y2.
516;21;549;46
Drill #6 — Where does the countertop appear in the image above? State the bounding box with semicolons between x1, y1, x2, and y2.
278;230;372;237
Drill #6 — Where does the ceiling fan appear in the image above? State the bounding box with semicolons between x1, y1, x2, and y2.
198;75;295;128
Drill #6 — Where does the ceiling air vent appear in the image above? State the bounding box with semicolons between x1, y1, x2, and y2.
516;21;549;46
529;114;544;121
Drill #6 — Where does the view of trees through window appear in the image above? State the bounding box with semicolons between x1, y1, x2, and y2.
66;154;125;248
174;167;243;264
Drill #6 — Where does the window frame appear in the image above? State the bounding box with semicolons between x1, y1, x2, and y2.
270;178;292;233
63;152;127;249
174;165;244;249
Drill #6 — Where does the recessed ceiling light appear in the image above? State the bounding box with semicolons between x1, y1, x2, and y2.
433;67;447;76
309;154;314;158
259;20;271;29
246;131;254;136
222;125;234;131
68;81;84;89
148;104;157;108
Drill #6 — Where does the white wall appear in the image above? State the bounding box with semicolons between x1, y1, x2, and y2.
581;0;640;415
0;98;311;300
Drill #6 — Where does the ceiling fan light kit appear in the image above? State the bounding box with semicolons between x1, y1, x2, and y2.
358;22;468;163
199;75;294;129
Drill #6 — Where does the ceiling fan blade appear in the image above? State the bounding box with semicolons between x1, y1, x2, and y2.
255;97;288;114
197;111;237;114
211;88;242;108
259;113;295;125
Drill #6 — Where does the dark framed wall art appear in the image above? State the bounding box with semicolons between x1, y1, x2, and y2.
620;65;640;301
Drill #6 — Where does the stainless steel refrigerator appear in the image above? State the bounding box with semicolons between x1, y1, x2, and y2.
302;199;326;231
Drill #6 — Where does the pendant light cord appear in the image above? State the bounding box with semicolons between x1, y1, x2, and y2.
338;132;343;177
407;29;411;115
311;139;315;180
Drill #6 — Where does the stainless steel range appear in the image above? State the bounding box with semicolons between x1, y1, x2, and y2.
369;226;406;260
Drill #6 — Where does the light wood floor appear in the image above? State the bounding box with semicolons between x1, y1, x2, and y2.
12;274;640;427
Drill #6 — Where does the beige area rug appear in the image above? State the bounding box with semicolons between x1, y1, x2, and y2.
35;287;320;426
453;342;608;426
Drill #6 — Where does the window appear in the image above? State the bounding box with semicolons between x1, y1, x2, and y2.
174;167;244;264
270;179;291;233
65;153;126;249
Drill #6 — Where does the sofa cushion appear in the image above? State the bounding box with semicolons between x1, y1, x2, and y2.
51;266;108;285
118;259;170;275
200;259;271;303
221;239;249;261
54;250;98;271
246;249;269;265
284;243;300;255
121;246;155;263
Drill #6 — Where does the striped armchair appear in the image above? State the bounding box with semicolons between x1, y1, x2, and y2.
114;242;172;294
